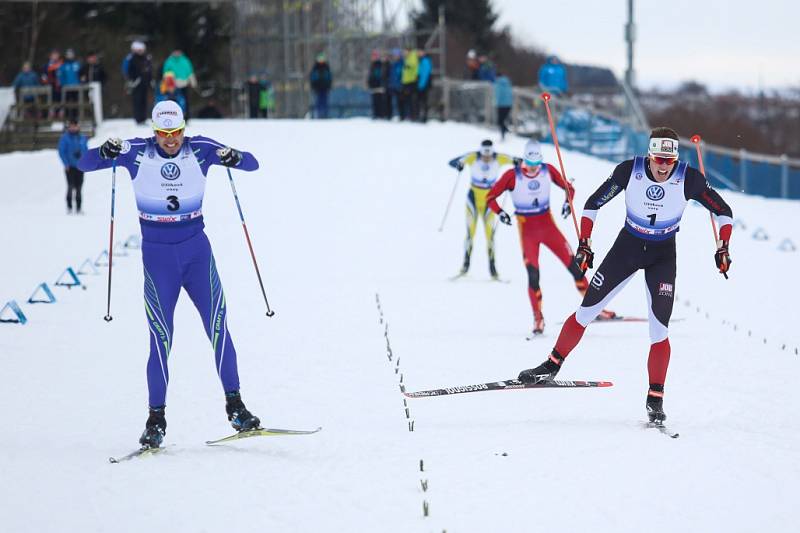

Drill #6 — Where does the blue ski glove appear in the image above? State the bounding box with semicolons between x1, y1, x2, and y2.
498;211;512;226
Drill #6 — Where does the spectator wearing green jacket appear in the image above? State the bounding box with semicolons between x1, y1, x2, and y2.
162;49;197;118
400;47;418;121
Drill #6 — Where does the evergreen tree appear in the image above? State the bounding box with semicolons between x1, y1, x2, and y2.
413;0;498;50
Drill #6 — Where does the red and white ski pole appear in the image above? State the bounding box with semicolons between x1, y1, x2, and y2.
691;134;727;279
541;92;580;239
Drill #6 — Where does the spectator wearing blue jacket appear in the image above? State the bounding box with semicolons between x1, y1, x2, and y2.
58;49;82;120
494;71;513;140
58;119;89;214
12;62;40;105
387;48;404;119
477;55;496;82
417;50;433;123
538;55;568;96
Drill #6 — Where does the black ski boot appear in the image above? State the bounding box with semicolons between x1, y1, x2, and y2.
646;385;667;424
139;406;166;449
225;391;261;432
518;350;564;383
460;253;471;275
489;259;499;279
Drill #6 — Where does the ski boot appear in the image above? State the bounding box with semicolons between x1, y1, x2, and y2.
646;386;667;424
489;259;499;280
459;253;471;276
518;350;564;383
225;391;261;432
597;309;619;321
139;406;167;449
531;315;545;336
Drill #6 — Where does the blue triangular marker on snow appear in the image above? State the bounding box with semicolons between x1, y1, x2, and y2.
124;235;141;249
752;228;769;241
113;242;129;257
55;267;82;288
94;250;109;267
0;300;27;324
28;282;57;304
778;238;796;252
77;258;99;275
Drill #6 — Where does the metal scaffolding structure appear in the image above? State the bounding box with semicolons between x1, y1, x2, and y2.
229;0;445;117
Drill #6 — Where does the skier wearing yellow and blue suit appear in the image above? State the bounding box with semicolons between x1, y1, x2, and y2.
448;140;517;278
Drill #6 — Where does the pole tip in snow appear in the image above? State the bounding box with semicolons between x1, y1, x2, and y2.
266;310;276;317
691;134;701;144
104;315;113;322
541;92;551;101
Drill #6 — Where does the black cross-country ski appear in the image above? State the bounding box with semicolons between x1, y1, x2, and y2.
404;379;612;398
647;422;680;439
206;426;322;445
109;446;168;463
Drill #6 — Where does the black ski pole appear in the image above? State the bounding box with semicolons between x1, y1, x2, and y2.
103;161;117;322
226;167;275;317
438;168;463;232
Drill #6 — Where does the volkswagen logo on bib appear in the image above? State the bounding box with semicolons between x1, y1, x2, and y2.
527;180;540;191
646;185;665;201
161;162;181;181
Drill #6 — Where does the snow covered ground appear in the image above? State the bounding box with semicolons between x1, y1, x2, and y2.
0;119;798;533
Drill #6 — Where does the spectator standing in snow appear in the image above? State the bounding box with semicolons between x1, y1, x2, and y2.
417;49;433;123
309;53;332;119
127;41;153;124
58;119;88;214
387;49;403;120
162;49;197;118
494;71;513;140
367;49;387;119
400;47;418;121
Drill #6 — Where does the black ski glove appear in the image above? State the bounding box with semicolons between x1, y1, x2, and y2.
574;238;594;274
217;146;243;167
561;201;571;219
456;160;465;171
498;210;512;226
99;138;123;160
715;241;731;276
513;157;522;167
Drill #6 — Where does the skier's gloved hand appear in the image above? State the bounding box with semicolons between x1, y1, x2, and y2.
498;210;512;226
513;157;523;167
715;241;731;275
456;161;465;171
217;146;243;167
99;138;123;160
574;238;594;273
561;201;571;219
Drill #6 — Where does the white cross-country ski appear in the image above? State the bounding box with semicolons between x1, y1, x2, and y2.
646;422;680;439
205;426;323;445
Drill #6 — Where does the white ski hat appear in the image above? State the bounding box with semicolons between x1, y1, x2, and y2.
648;137;679;158
152;101;184;130
523;139;543;165
131;41;146;52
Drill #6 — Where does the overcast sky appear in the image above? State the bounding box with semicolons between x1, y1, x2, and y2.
492;0;799;92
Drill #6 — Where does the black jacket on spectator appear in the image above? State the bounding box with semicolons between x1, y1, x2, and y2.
127;53;152;124
309;63;332;93
80;63;107;85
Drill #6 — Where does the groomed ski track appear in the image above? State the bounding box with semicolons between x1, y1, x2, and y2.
1;119;798;533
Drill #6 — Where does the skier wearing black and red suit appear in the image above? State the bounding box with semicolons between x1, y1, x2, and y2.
517;127;734;424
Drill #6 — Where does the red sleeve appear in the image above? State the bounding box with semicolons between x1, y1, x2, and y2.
487;169;516;214
580;217;594;240
546;163;574;200
719;223;732;242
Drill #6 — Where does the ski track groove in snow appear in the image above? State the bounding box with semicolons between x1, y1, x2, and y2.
0;118;798;532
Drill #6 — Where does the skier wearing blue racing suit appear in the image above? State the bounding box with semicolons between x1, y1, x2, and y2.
79;100;262;449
